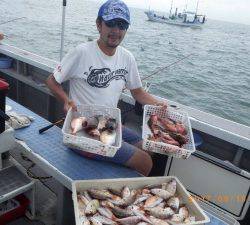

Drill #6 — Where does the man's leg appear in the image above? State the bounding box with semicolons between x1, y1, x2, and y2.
122;127;153;176
70;127;153;176
124;147;153;176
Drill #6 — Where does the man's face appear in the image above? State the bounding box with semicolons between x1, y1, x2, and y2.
97;19;128;48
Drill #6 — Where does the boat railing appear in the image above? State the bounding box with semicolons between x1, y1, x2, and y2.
0;43;249;150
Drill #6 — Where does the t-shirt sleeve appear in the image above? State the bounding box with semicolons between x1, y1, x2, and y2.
125;54;142;90
53;47;80;84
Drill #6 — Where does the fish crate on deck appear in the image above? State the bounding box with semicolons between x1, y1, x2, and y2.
72;176;210;225
62;104;122;157
142;105;196;159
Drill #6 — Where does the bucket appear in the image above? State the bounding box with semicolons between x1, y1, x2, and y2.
0;57;12;69
0;80;9;133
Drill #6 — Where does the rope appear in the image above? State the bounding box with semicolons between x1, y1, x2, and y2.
20;153;52;180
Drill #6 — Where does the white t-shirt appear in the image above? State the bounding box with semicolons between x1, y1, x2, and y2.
53;40;142;108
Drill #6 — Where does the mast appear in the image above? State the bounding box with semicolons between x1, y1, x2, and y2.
185;0;188;12
169;0;174;16
195;0;199;15
60;0;67;61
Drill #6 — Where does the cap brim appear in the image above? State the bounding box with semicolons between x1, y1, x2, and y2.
102;15;130;24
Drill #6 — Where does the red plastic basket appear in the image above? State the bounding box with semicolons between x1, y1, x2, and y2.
0;195;30;225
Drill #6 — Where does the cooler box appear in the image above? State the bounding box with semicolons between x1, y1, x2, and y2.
165;152;250;224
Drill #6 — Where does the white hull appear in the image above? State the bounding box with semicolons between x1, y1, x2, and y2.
145;11;204;28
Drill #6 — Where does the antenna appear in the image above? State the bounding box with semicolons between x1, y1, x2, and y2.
185;0;188;12
195;0;199;15
169;0;174;16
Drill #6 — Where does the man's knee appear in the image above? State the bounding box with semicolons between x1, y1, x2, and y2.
125;149;153;176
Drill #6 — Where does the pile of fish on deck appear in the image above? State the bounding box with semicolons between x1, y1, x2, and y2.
147;115;188;147
77;179;195;225
71;115;117;145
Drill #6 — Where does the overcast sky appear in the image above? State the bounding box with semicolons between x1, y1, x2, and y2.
116;0;250;25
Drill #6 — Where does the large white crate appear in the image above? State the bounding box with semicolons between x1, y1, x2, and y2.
62;105;122;157
142;105;196;159
72;176;210;225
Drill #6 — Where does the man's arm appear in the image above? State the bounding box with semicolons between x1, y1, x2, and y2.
46;74;76;113
130;87;167;107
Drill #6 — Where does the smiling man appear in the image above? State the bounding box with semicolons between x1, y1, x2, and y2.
46;0;167;176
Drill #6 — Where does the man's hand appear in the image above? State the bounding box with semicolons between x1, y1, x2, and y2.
155;100;168;109
64;100;77;114
0;33;4;41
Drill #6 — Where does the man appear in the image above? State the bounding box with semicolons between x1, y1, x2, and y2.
46;0;167;176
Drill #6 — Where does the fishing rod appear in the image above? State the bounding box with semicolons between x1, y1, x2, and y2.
0;17;26;25
121;53;193;118
142;53;193;81
122;53;193;93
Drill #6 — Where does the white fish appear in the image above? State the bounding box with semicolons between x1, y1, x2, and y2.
92;214;116;225
100;200;115;209
157;202;166;208
90;217;102;225
149;216;170;225
144;196;163;208
169;213;184;223
165;179;177;196
145;207;174;219
77;195;87;210
122;186;131;199
79;216;90;225
85;199;100;215
96;115;108;130
134;194;152;205
167;197;179;210
184;216;196;223
78;194;90;206
83;191;92;201
100;130;116;145
111;206;134;218
179;206;189;219
71;117;87;134
88;189;113;200
98;207;116;220
150;189;173;200
116;216;142;225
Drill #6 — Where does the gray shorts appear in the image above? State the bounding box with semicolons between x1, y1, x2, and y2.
71;126;142;165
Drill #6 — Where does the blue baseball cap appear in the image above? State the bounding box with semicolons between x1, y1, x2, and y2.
98;0;130;24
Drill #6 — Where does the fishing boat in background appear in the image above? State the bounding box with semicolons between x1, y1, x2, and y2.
145;0;206;28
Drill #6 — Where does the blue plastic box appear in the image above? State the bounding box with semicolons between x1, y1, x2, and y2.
0;57;12;69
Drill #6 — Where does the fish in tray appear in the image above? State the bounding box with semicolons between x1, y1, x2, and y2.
70;115;117;145
71;117;88;135
147;114;188;147
76;179;196;224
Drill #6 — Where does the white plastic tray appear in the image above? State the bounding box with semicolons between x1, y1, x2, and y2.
62;104;122;157
72;176;210;225
142;105;196;159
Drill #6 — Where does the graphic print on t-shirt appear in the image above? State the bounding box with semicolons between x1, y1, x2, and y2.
86;66;127;88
